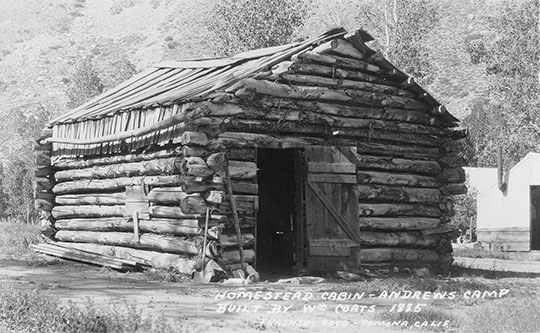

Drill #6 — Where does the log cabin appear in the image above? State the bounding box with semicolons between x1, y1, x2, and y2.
34;28;466;276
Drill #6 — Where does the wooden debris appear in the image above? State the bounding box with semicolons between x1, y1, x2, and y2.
31;242;145;271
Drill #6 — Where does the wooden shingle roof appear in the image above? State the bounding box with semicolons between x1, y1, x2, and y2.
50;28;349;125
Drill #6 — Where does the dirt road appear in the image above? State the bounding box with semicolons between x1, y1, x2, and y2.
1;257;415;333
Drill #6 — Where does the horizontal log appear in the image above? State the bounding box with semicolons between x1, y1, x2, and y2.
211;104;444;136
53;175;183;195
357;170;441;188
55;157;178;182
441;167;466;183
35;177;54;185
441;139;466;154
52;205;125;219
441;183;467;195
34;181;54;192
182;145;255;162
36;154;51;167
53;242;196;274
54;230;210;256
312;38;366;60
150;205;210;220
220;248;255;265
220;233;255;247
360;231;440;248
358;203;441;217
297;52;381;75
206;153;226;171
421;224;460;237
225;119;441;147
209;132;324;150
228;160;257;179
288;61;389;86
228;148;257;162
180;131;209;146
217;198;258;215
439;197;454;214
35;167;54;177
34;141;53;151
359;248;439;263
358;217;441;231
242;107;442;135
148;187;190;204
178;157;214;178
212;132;442;161
182;146;211;158
178;177;258;195
150;206;257;229
55;193;126;206
240;97;440;126
357;185;441;204
235;78;430;111
53;147;182;169
180;195;208;214
356;142;441;160
278;73;415;98
438;154;466;168
35;199;53;212
54;218;207;236
138;219;218;238
357;155;441;175
55;218;134;231
35;191;55;201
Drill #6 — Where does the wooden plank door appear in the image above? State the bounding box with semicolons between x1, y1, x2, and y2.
305;146;359;271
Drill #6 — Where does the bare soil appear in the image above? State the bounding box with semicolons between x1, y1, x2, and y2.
0;255;438;333
3;254;540;333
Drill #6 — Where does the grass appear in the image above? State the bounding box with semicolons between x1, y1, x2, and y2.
0;281;197;333
0;220;41;257
453;248;512;260
454;247;540;261
0;220;68;266
461;296;540;333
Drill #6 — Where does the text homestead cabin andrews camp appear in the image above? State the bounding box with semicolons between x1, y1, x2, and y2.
34;28;466;276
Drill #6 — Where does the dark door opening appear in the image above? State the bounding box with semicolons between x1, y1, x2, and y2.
531;186;540;250
256;149;302;275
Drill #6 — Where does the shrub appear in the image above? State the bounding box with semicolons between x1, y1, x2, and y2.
0;281;188;332
0;220;41;257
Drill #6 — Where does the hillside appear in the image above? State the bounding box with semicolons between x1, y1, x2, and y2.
0;0;508;139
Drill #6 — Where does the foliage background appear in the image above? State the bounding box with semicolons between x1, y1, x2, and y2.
0;0;537;223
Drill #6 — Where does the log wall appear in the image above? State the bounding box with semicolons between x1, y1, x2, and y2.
39;35;465;274
39;139;257;271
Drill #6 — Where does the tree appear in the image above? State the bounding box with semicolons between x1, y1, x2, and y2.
451;177;479;241
65;58;105;109
208;0;309;56
0;99;62;223
462;0;539;168
356;0;439;85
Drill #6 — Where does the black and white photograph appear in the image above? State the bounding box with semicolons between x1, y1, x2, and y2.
0;0;538;332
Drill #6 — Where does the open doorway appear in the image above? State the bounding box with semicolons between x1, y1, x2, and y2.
531;186;540;250
256;149;302;275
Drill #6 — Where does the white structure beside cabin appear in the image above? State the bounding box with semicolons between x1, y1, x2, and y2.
475;153;540;251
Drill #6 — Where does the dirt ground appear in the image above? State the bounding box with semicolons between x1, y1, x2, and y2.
0;256;402;332
2;253;540;333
